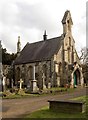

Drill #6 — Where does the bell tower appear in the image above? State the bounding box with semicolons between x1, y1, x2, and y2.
62;10;73;34
17;36;21;55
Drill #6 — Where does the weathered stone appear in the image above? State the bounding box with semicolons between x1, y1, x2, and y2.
17;89;25;95
14;11;84;92
48;100;86;113
31;80;39;92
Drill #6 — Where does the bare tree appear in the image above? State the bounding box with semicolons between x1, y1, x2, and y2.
80;47;88;65
80;47;88;85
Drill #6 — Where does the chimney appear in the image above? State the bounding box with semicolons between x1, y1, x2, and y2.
43;30;47;41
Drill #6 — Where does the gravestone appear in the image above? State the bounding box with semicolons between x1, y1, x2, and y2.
18;79;26;95
27;81;30;89
31;80;38;92
18;79;23;89
48;100;86;113
2;75;6;92
48;82;51;89
6;78;10;88
11;79;14;88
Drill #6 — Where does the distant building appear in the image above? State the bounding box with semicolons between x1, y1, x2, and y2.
14;10;84;91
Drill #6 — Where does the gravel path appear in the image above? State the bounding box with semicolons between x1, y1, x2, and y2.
2;87;87;118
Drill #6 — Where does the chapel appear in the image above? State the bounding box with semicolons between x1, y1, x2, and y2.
14;10;84;91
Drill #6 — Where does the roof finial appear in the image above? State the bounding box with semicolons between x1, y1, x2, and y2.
17;36;21;55
43;30;47;41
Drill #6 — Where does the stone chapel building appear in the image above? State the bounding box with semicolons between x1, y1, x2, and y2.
14;10;84;91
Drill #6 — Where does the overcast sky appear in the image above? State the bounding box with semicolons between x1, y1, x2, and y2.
0;0;87;55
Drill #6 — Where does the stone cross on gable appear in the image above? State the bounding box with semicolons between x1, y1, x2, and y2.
18;79;23;89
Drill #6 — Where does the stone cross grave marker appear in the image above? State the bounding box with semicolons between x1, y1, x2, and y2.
18;79;23;89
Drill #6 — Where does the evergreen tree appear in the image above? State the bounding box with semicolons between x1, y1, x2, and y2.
2;48;17;65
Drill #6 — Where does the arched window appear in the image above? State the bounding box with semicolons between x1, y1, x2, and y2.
58;62;62;73
28;66;33;80
16;67;20;82
68;49;70;63
67;20;71;32
67;38;71;63
43;64;47;75
69;37;71;46
21;65;25;78
42;64;47;86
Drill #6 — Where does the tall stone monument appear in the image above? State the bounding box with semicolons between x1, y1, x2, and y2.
31;65;38;92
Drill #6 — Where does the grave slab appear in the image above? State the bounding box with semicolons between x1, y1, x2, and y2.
48;99;86;113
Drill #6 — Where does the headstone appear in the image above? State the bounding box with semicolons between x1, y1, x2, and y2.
42;73;46;89
48;100;86;113
18;79;23;89
48;82;51;89
6;78;10;88
11;79;14;88
2;75;6;91
57;77;60;87
31;80;38;92
27;81;30;89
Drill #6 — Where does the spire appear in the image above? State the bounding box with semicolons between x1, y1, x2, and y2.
43;30;47;41
17;36;21;54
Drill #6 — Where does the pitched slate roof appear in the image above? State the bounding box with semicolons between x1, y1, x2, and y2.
14;36;64;65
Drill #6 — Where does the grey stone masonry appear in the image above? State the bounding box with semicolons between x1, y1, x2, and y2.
48;100;86;113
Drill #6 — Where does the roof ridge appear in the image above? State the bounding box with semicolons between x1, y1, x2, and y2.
27;36;62;45
14;35;63;65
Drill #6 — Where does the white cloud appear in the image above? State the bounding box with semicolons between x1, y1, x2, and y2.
0;0;87;54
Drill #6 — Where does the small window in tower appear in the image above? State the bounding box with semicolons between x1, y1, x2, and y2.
67;20;71;32
69;37;71;46
67;20;69;23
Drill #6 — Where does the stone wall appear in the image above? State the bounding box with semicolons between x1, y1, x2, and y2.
2;65;11;77
15;59;57;90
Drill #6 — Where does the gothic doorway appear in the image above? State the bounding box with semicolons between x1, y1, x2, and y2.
74;69;80;87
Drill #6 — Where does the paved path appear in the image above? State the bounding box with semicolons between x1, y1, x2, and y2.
2;87;87;118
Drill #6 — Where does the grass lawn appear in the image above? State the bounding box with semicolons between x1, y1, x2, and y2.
24;96;88;119
2;87;75;99
2;93;40;99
